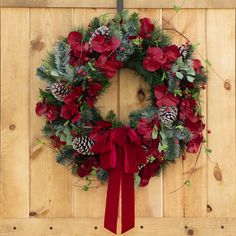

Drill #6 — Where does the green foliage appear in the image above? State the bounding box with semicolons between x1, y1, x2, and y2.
96;168;109;182
56;147;75;165
105;110;124;128
129;107;159;128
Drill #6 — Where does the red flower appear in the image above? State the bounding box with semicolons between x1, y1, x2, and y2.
186;134;203;153
143;47;166;72
154;85;179;107
35;102;47;116
50;135;66;148
136;116;159;143
91;35;121;53
162;45;180;69
64;86;83;105
178;98;199;122
35;102;58;121
86;82;103;108
95;54;123;78
90;121;112;140
77;157;100;177
139;18;154;39
46;105;58;121
60;103;81;123
67;31;90;66
139;160;160;187
192;59;203;74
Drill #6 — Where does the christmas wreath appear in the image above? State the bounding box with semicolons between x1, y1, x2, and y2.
35;11;207;233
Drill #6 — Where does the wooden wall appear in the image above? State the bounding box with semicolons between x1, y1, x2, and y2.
0;0;235;235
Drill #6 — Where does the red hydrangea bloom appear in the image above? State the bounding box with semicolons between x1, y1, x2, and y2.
64;86;83;105
139;160;160;187
139;18;154;39
67;31;90;66
46;105;58;121
178;98;199;123
154;85;180;107
162;45;181;70
77;157;100;177
143;45;180;72
91;35;121;53
50;135;66;148
35;102;58;122
192;59;203;74
143;47;167;72
35;102;47;116
136;116;159;143
87;82;103;107
178;98;205;153
60;103;81;123
90;121;112;141
95;54;123;78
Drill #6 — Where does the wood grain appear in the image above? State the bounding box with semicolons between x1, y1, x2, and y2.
29;8;73;218
0;218;235;236
0;8;29;218
0;0;235;8
207;9;236;217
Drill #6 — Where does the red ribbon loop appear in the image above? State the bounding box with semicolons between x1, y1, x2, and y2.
91;126;146;234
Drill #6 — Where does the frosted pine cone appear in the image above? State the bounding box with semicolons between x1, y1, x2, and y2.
89;25;110;46
72;136;94;155
158;106;178;127
179;46;188;60
51;83;70;101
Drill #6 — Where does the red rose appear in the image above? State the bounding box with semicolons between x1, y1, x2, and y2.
154;85;179;107
91;35;121;53
60;103;81;123
139;18;154;39
90;121;112;140
46;105;58;121
192;59;203;74
67;31;83;46
95;54;123;78
143;47;167;72
64;86;83;105
139;160;160;187
86;82;103;107
35;102;47;116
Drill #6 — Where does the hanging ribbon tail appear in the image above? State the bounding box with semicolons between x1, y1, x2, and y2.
91;127;146;234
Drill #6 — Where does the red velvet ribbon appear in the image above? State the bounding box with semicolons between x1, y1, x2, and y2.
91;126;146;234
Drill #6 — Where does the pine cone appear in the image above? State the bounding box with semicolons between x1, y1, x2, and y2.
179;46;188;60
51;83;70;101
72;136;94;155
158;106;178;127
89;26;110;46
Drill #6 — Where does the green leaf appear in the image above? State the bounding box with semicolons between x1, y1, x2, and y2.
176;125;184;130
187;75;195;82
82;185;89;191
158;143;168;152
174;89;182;96
152;125;158;139
187;68;196;76
148;156;156;163
90;168;97;177
205;148;212;154
185;179;191;188
205;59;212;67
173;4;181;13
134;174;141;188
176;57;185;67
59;133;67;142
176;71;184;79
51;70;59;77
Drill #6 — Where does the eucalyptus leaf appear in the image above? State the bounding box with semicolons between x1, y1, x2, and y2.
176;72;184;79
187;75;195;82
134;174;141;188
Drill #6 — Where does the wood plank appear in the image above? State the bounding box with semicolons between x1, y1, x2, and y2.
207;9;236;217
0;218;235;236
30;8;73;218
119;9;162;218
72;8;117;217
162;9;207;217
0;8;29;218
0;0;235;8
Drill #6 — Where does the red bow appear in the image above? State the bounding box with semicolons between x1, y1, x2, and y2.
91;126;146;234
